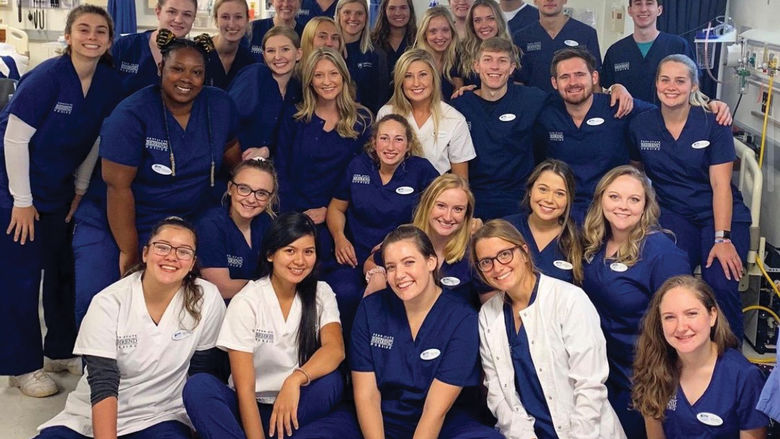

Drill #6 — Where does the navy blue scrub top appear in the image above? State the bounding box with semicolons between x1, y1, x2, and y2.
195;207;272;280
248;18;306;61
297;0;338;28
503;277;558;439
0;56;121;211
506;4;539;34
99;85;238;235
535;94;655;213
382;38;409;82
205;45;257;90
628;106;751;225
345;41;391;114
513;19;602;92
0;55;20;80
504;213;574;284
332;153;438;263
452;84;549;219
227;63;302;153
601;32;695;103
350;289;481;427
275;107;371;212
662;349;768;438
582;232;689;391
112;31;160;97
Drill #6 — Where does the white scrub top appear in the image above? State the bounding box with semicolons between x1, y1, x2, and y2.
217;276;341;403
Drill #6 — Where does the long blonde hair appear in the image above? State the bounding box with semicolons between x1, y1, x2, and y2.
335;0;373;53
388;49;443;138
412;174;475;264
656;54;711;110
459;0;510;77
295;47;369;138
582;165;666;266
414;7;459;85
632;275;737;420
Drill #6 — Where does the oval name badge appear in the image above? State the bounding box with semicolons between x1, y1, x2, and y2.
696;412;724;426
420;348;441;360
172;329;192;341
564;39;579;47
692;140;711;149
396;186;414;195
152;163;173;175
499;113;516;122
553;260;573;270
440;276;461;287
586;117;605;126
610;262;628;272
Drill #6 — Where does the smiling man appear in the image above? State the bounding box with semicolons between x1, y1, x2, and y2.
452;37;549;219
601;0;696;102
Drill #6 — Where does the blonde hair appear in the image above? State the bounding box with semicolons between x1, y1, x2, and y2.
295;47;369;139
211;0;248;22
632;275;737;420
656;54;711;110
365;114;424;164
583;165;667;266
459;0;511;77
335;0;373;53
414;6;459;85
300;17;344;62
389;49;443;138
412;174;475;264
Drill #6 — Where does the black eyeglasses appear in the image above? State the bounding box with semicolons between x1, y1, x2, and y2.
231;181;273;201
477;246;519;272
150;242;196;260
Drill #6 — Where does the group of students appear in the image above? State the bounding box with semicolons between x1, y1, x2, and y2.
0;0;774;438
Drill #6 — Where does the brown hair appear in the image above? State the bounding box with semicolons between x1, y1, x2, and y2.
632;275;737;420
370;0;417;53
365;114;423;164
380;224;441;287
470;219;536;287
64;5;115;66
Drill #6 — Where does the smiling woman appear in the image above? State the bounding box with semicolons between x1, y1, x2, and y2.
205;0;257;89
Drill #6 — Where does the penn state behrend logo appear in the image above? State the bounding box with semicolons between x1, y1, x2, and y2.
526;41;542;52
352;174;371;184
227;254;244;268
145;137;169;152
53;102;73;115
666;394;677;411
251;45;262;54
120;61;139;74
357;62;374;69
255;329;274;343
370;333;394;349
614;62;630;72
116;334;138;351
640;140;661;151
549;131;564;142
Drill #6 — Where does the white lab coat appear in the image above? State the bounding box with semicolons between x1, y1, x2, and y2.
478;274;626;439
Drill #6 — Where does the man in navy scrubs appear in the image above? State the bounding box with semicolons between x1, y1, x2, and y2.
601;0;695;102
512;0;602;92
499;0;539;34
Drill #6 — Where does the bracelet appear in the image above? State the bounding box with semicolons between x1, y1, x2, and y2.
365;266;386;284
714;238;732;244
294;368;311;386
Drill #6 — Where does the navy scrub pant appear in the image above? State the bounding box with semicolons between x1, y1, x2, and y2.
183;370;344;439
607;379;646;439
0;206;77;375
35;420;191;439
71;219;120;327
660;210;749;340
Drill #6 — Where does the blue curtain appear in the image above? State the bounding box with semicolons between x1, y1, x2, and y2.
657;0;728;97
108;0;138;36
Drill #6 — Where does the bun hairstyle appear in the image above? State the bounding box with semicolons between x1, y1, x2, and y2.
156;28;215;62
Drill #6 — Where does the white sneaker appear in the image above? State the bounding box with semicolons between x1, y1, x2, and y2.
8;369;58;397
44;356;83;375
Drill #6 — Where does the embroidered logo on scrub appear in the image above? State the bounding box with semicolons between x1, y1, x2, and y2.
120;61;139;74
526;42;542;52
549;132;564;142
420;348;441;360
370;333;394;349
666;394;677;411
352;174;371;184
440;276;461;287
227;254;244;268
54;102;73;115
255;329;274;343
116;334;138;351
614;62;630;72
251;45;262;54
145;137;169;151
640;140;661;151
696;412;724;426
172;329;192;341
